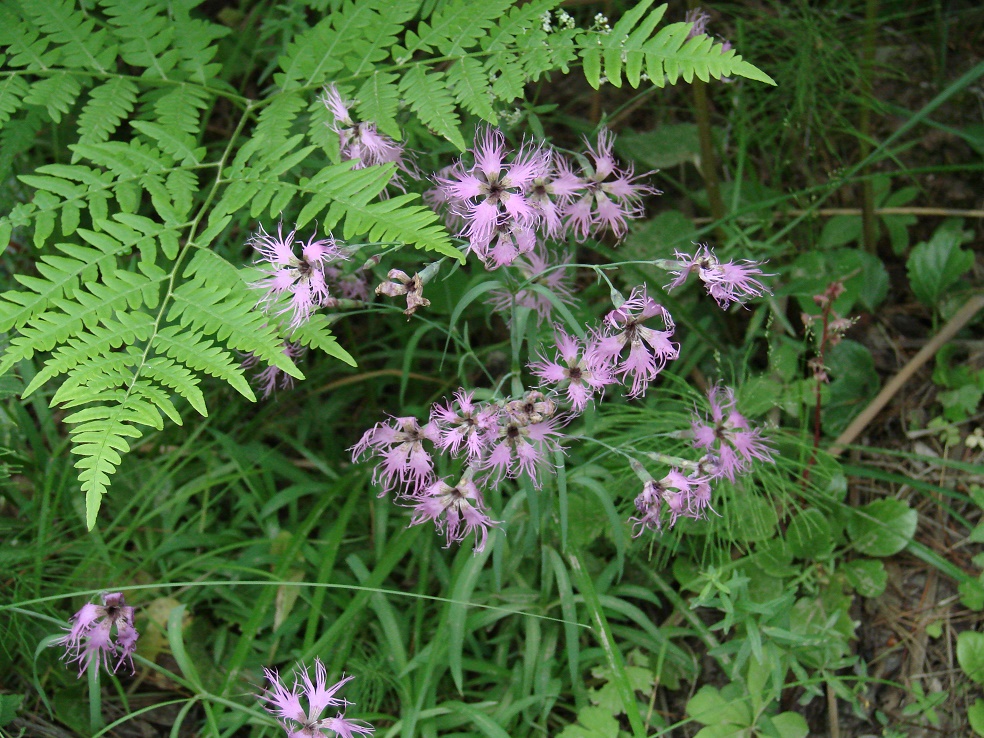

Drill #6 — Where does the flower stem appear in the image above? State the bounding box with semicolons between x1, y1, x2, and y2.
87;661;103;733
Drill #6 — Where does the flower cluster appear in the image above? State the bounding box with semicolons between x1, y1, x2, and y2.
55;591;139;677
630;385;774;535
353;388;572;551
432;127;655;270
260;658;373;738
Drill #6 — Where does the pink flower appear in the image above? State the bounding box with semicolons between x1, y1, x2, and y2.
321;84;411;186
481;391;566;487
685;8;711;38
629;470;696;535
324;264;371;302
409;468;499;552
666;245;771;308
243;341;305;399
436;127;549;265
352;416;440;496
55;592;139;677
691;385;774;481
526;150;584;239
486;244;576;325
529;328;613;412
250;223;346;329
260;659;373;738
565;129;657;240
590;287;679;398
430;389;499;462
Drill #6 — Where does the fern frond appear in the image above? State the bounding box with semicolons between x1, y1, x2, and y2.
63;383;161;529
446;57;496;124
0;240;122;333
101;0;178;78
152;84;211;138
0;5;52;72
76;78;139;151
23;310;155;396
399;66;465;151
253;91;306;150
579;1;775;90
22;71;84;124
19;0;117;72
274;15;345;90
131;120;205;166
141;356;207;417
290;314;356;367
168;249;303;378
0;74;30;131
355;72;401;140
153;325;256;401
343;0;415;77
399;0;513;58
295;162;462;261
0;260;167;374
168;4;230;85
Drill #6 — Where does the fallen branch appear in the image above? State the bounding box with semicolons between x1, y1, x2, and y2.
829;294;984;456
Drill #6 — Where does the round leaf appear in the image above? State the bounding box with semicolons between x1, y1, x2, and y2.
958;631;984;685
786;508;834;559
841;559;887;597
847;499;917;557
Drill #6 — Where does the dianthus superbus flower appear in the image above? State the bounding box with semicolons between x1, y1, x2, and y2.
436;127;548;265
590;287;679;398
409;468;499;552
482;391;566;487
322;84;410;183
530;328;613;412
55;591;139;677
430;389;499;462
260;659;373;738
250;223;346;329
666;245;771;309
565;129;657;240
691;385;774;481
352;416;440;495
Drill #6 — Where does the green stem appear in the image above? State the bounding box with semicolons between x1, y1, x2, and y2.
859;0;879;253
568;552;647;738
87;663;103;734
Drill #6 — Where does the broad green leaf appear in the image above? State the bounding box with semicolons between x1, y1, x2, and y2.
958;631;984;685
847;499;917;557
786;508;833;559
841;558;887;597
907;219;974;306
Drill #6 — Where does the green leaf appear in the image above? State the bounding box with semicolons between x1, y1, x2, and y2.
958;631;984;685
0;694;23;728
686;684;750;728
769;712;809;738
847;499;918;557
841;559;887;597
968;698;984;736
786;508;833;559
824;339;880;436
907;220;974;306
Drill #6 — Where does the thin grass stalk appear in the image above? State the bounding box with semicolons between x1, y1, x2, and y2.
860;0;880;253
